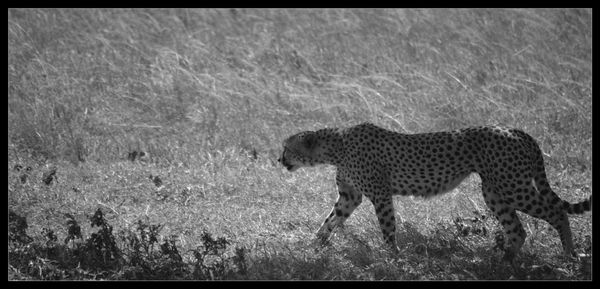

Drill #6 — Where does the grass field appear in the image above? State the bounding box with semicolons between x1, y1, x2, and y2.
8;8;592;280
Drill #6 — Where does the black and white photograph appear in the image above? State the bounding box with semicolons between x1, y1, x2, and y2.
8;8;592;280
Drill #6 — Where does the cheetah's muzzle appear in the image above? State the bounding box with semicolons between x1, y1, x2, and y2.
278;155;294;171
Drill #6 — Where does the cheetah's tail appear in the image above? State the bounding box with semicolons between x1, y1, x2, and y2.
524;131;592;215
563;195;591;214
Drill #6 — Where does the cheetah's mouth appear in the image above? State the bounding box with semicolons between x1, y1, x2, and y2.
278;151;298;172
279;158;296;171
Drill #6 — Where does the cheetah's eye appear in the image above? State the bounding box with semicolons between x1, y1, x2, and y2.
303;134;319;150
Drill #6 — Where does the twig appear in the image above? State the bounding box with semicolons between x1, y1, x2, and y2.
106;122;162;129
96;199;133;226
445;71;468;90
513;45;531;57
95;199;119;216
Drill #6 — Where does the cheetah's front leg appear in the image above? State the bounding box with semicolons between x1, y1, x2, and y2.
316;178;362;244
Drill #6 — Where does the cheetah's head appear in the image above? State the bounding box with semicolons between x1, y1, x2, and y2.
278;131;324;172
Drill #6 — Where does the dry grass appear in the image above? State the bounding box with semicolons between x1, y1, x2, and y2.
8;8;591;280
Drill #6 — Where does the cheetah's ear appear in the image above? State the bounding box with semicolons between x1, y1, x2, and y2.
303;133;319;150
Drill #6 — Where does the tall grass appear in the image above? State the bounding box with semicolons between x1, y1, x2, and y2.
8;8;591;165
8;8;591;280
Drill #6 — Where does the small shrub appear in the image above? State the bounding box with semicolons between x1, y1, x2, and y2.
9;210;32;246
191;231;233;280
82;209;122;270
64;213;82;246
232;246;248;275
117;218;190;279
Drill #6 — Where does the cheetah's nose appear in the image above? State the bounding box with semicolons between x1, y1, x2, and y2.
277;151;286;164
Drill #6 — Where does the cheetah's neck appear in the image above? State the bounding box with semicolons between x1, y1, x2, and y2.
314;127;345;167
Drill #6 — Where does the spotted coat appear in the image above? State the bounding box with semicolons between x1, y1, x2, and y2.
278;123;591;261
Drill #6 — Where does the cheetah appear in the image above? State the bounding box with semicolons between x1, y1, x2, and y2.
278;123;591;262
